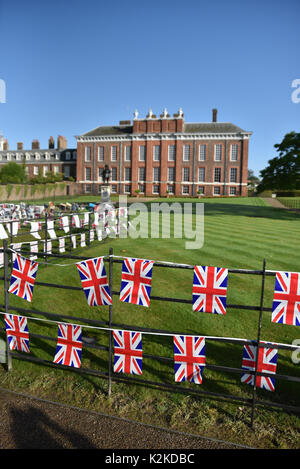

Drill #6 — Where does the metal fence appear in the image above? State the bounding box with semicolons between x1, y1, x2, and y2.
0;241;300;428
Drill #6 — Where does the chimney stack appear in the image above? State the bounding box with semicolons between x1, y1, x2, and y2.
57;135;67;150
17;142;23;150
32;139;40;150
212;108;218;122
3;139;9;150
48;136;55;149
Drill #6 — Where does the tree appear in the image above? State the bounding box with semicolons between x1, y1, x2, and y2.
0;162;28;183
258;132;300;192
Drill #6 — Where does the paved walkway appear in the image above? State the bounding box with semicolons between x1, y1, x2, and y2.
262;197;289;209
0;389;247;450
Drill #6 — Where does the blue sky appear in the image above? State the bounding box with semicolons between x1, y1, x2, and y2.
0;0;299;176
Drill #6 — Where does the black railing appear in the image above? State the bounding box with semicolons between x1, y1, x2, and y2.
0;241;300;428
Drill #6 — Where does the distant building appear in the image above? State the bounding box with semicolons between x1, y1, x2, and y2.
75;108;252;197
0;108;252;197
0;135;76;180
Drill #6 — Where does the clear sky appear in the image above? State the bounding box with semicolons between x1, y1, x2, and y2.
0;0;299;176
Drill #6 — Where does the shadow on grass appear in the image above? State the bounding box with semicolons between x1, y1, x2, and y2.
141;201;300;222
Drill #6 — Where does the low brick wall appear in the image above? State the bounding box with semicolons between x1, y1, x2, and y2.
0;182;81;202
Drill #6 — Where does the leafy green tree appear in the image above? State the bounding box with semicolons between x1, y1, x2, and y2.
258;132;300;191
0;162;28;183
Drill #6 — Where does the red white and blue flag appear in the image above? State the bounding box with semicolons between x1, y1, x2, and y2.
8;253;38;302
173;335;206;384
192;265;228;315
113;330;143;375
76;257;112;306
119;258;154;307
271;271;300;326
53;323;82;368
241;343;278;392
4;314;30;353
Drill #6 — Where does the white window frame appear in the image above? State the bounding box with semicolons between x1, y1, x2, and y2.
111;146;117;161
230;144;238;161
214;144;222;161
168;167;175;182
198;167;205;182
124;184;131;194
153;167;160;182
199;144;206;161
98;147;104;162
85;146;91;162
124;167;131;181
230;167;238;183
152;184;160;194
183;145;190;161
168;145;176;161
111;167;117;181
139;145;146;162
124;146;131;161
214;167;221;183
182;167;190;182
153;145;160;161
138;167;146;182
85;167;92;181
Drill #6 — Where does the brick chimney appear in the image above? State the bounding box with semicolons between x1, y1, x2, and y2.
3;139;9;150
17;142;23;150
212;108;218;122
32;139;40;150
57;135;67;150
48;136;55;149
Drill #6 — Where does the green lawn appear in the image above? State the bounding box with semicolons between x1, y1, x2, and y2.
1;196;300;448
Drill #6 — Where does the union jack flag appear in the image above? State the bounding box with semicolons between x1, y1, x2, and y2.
53;323;82;368
119;258;154;307
113;330;143;375
192;265;228;315
8;253;38;302
241;343;278;392
4;314;30;353
173;335;206;384
76;257;112;306
271;271;300;326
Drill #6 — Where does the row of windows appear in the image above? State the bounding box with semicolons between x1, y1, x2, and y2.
85;143;240;163
0;151;76;161
24;165;71;177
85;183;238;196
84;166;239;183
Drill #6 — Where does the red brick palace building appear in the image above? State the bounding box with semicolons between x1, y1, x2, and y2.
75;108;252;197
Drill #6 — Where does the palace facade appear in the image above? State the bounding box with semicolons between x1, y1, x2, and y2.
0;108;252;197
76;108;251;197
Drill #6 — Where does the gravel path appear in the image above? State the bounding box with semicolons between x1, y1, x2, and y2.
0;389;245;450
262;197;292;209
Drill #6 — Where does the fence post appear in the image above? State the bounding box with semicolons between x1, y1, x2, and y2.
87;211;91;247
44;212;48;265
250;258;266;428
9;220;13;272
3;240;12;371
69;213;73;254
108;247;113;397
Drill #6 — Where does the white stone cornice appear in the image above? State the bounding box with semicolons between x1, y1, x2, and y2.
76;132;251;143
